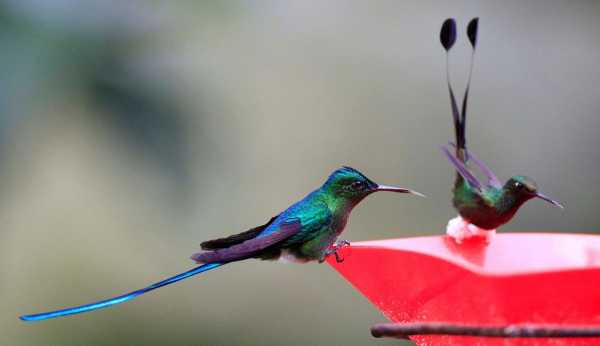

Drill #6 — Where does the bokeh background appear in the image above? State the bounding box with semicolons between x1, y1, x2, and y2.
1;1;599;345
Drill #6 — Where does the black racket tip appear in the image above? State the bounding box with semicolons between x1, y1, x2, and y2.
440;18;457;51
467;17;479;48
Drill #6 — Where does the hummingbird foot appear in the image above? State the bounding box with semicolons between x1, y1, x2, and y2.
320;239;351;263
446;216;495;244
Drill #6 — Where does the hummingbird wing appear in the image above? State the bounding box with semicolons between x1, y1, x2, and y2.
442;145;482;191
277;204;333;246
448;142;502;189
200;214;281;250
190;219;302;263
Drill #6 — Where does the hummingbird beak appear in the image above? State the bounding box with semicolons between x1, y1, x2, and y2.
376;185;426;197
535;192;564;209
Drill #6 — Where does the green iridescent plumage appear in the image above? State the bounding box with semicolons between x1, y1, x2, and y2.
195;166;423;262
452;173;546;230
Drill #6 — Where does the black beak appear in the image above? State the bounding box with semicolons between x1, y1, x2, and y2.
535;192;564;209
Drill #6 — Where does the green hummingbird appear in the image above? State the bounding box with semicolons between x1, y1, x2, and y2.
439;18;563;242
20;166;423;321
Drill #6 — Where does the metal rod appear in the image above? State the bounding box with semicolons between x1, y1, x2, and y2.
371;322;600;339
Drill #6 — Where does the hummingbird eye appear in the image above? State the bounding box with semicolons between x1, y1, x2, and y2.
350;181;365;190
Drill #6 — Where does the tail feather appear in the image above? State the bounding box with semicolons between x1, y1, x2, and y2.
458;18;479;159
448;77;465;160
440;18;464;160
19;262;223;321
440;17;479;163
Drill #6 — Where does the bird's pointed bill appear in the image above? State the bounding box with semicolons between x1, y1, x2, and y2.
535;192;564;209
376;185;426;197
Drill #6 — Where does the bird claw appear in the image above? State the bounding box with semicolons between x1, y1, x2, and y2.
320;239;351;263
336;239;351;248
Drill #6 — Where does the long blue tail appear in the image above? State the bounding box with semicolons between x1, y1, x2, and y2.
20;262;223;321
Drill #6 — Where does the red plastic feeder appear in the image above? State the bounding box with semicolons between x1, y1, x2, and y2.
327;233;600;346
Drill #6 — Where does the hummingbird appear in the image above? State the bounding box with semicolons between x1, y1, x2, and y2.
20;166;423;321
439;18;563;243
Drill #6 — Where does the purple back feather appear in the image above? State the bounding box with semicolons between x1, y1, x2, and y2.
442;145;483;191
448;143;502;189
191;220;301;263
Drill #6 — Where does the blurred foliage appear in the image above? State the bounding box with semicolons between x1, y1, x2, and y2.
0;1;193;197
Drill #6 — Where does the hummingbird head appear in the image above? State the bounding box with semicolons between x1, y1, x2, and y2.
323;167;424;203
504;175;563;209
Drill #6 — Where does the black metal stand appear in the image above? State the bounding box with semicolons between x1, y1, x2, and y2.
371;322;600;340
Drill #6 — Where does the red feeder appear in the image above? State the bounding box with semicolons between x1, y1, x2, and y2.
327;233;600;346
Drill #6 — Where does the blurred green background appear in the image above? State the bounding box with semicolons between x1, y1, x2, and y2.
1;1;599;345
